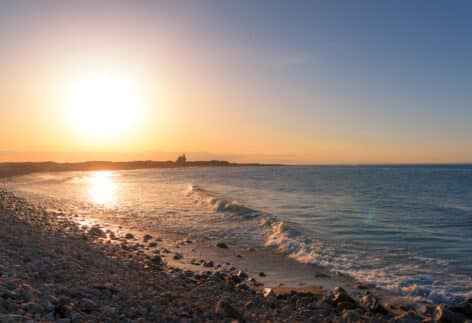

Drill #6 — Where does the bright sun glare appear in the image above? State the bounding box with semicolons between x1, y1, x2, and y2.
66;70;143;139
88;171;116;205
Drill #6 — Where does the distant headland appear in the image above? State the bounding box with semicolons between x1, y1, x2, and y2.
0;156;279;179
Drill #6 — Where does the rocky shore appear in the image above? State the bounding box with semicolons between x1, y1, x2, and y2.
1;190;471;322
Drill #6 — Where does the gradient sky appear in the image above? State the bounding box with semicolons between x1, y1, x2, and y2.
1;1;471;163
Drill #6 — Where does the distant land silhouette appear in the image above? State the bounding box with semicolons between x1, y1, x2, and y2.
0;160;279;179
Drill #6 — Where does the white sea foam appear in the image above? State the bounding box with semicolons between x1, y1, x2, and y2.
187;183;471;304
263;219;470;304
188;185;262;218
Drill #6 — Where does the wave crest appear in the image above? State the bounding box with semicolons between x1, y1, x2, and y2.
188;185;262;219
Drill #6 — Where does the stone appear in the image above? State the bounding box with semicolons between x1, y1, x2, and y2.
342;309;363;323
326;286;357;307
0;314;27;323
143;234;153;242
26;302;43;314
236;283;250;291
202;260;214;268
436;305;467;323
43;312;55;321
125;233;134;240
258;272;266;277
54;303;72;319
88;226;105;238
215;298;243;321
79;298;99;313
39;297;54;312
173;253;183;260
337;301;358;311
263;288;276;299
359;292;388;314
450;302;472;317
236;270;248;279
390;311;423;323
216;242;228;249
150;255;163;265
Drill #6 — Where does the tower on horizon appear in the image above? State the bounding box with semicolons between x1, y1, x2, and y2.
176;153;186;164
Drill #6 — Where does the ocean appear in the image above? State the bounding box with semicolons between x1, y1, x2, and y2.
3;165;472;304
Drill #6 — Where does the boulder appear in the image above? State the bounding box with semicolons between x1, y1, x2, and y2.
326;286;357;307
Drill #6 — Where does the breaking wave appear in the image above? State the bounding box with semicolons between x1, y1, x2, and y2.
264;219;470;304
187;185;263;219
188;183;471;304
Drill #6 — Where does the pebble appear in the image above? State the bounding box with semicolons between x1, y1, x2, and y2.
202;260;214;268
390;311;423;323
215;298;243;320
263;288;276;299
216;242;229;249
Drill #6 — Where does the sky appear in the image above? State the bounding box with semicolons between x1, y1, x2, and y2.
1;0;471;164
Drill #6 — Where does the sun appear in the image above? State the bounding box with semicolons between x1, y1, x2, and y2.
65;69;143;139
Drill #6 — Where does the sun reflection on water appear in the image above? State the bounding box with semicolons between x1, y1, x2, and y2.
88;171;116;205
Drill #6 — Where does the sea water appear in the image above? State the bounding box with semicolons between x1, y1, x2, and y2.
3;165;472;304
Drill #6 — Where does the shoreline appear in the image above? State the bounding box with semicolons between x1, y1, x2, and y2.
2;190;471;322
0;160;279;180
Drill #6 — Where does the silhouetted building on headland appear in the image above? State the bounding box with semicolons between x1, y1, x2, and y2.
176;154;186;164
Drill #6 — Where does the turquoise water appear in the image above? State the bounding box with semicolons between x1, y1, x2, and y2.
4;165;472;303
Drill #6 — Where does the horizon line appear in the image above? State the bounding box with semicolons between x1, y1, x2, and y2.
1;160;472;167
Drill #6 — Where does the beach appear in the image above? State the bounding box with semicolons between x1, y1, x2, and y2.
0;189;440;323
1;166;472;322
